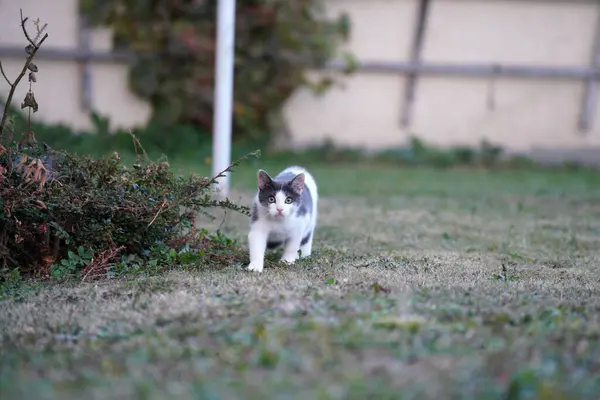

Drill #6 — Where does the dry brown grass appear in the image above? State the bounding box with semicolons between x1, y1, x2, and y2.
1;166;600;399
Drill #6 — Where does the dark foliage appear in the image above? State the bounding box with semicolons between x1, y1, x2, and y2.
0;140;257;280
80;0;354;141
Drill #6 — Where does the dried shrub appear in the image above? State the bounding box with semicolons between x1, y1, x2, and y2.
0;140;257;280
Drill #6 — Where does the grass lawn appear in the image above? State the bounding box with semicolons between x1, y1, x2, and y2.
2;161;600;399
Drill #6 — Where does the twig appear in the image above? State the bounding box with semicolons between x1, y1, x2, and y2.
80;245;125;283
128;130;150;163
0;61;12;86
20;9;38;47
32;23;48;45
0;9;49;140
217;208;228;231
143;151;257;223
147;199;168;227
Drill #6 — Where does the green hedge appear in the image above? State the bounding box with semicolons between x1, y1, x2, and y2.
3;105;262;164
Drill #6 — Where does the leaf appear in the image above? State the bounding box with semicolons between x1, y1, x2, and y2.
27;62;38;72
21;91;39;112
491;273;504;281
325;277;335;285
337;12;351;40
371;282;390;294
341;51;358;74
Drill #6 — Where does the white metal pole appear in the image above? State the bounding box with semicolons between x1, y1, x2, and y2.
211;0;236;197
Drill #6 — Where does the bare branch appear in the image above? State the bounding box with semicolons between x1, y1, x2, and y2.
35;33;48;49
33;23;48;45
20;9;37;48
0;11;49;140
0;61;12;87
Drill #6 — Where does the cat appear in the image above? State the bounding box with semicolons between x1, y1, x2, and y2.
246;165;318;273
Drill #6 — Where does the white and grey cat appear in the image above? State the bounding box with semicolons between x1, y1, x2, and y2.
246;166;318;273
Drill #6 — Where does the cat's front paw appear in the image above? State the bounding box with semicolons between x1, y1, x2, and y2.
280;254;297;265
247;261;264;273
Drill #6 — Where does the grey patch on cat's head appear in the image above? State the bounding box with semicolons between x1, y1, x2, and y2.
255;169;306;209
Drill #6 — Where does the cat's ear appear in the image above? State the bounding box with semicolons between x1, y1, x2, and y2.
290;173;305;194
257;170;272;190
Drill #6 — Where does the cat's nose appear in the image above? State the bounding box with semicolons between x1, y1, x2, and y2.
276;207;283;213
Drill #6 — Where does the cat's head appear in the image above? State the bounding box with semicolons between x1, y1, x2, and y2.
256;169;305;218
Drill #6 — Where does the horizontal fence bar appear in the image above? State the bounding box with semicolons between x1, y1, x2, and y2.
327;60;600;80
0;46;133;62
1;46;599;81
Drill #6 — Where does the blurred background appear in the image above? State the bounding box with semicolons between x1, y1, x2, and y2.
1;0;600;168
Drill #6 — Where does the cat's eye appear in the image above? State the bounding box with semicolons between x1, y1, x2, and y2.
285;197;292;204
268;196;275;203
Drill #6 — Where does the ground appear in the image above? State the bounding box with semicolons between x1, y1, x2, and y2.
1;162;600;399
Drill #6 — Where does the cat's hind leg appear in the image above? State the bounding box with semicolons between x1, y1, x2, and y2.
299;230;313;258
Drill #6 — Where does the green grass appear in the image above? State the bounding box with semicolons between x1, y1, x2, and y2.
2;162;600;399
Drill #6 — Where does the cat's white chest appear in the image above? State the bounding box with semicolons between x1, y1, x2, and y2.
266;216;300;241
268;219;290;235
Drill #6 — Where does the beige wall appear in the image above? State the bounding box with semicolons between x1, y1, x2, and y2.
284;0;416;150
1;0;599;152
416;0;600;151
284;0;600;152
0;0;151;132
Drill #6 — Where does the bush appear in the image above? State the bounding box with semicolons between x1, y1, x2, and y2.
0;139;258;281
80;0;354;141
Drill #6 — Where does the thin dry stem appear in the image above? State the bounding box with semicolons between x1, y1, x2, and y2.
0;9;49;140
20;10;38;47
128;130;150;164
32;23;48;45
0;61;12;87
148;199;168;228
81;245;125;283
142;151;256;223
